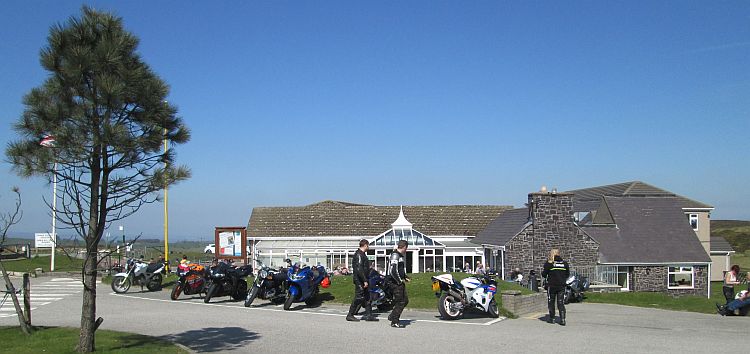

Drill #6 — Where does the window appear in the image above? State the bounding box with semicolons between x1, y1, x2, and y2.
688;214;698;230
617;266;629;290
668;266;694;289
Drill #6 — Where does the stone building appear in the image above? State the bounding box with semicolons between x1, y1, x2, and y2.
474;181;713;297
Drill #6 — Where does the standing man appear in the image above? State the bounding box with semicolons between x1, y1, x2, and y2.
387;240;410;328
347;239;377;321
542;249;570;326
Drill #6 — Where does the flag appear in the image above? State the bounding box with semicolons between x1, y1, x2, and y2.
40;134;55;147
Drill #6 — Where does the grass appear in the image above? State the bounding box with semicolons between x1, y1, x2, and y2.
0;326;188;353
320;272;532;318
1;254;83;273
585;281;736;314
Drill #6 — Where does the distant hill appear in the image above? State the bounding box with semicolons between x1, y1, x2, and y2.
712;220;750;253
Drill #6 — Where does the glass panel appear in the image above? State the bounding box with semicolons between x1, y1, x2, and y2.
386;230;394;245
668;267;678;273
669;273;692;287
425;255;435;272
424;236;434;246
376;237;384;246
395;229;403;240
419;255;425;272
435;256;443;272
435;249;443;255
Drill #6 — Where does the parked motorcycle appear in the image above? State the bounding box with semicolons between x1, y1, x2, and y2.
171;263;208;300
283;262;327;310
432;273;499;320
204;261;252;303
244;260;288;307
563;272;590;304
353;269;394;315
111;258;165;293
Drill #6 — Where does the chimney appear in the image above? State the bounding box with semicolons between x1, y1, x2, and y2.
528;189;574;237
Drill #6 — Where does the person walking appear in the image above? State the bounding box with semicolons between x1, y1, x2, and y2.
723;265;741;304
347;239;377;322
542;249;569;326
387;240;410;328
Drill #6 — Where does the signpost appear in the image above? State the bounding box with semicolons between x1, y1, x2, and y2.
34;233;54;249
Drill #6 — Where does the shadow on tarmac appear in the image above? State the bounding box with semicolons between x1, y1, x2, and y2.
162;327;260;352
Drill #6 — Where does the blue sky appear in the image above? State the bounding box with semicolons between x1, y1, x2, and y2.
1;1;748;241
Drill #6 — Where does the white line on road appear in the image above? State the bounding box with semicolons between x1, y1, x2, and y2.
30;297;63;301
50;278;77;281
112;293;505;327
0;307;37;312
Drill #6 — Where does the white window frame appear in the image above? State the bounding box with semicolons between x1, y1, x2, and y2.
667;266;694;289
688;214;698;231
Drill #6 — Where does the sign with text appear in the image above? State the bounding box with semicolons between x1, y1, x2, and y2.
214;227;247;263
35;233;54;248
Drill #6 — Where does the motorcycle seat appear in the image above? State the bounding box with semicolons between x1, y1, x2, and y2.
146;263;162;273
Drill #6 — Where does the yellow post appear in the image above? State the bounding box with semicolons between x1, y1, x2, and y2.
163;128;169;271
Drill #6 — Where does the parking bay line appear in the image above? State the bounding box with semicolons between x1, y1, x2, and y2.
112;293;506;327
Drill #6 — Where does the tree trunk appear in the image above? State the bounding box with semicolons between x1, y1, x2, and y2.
0;260;32;335
76;250;98;352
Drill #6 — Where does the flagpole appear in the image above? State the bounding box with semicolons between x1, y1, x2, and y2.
51;161;57;272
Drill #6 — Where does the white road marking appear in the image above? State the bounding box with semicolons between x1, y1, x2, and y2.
112;293;505;327
30;297;63;301
0;307;37;312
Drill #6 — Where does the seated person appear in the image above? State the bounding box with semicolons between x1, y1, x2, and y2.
717;290;750;316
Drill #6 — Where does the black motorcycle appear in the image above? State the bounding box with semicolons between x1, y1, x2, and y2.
204;261;252;303
244;260;288;307
171;263;208;300
364;269;394;312
563;272;590;304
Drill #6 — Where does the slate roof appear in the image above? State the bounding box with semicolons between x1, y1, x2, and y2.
248;201;511;237
565;181;713;211
710;237;735;253
471;208;530;247
580;197;711;264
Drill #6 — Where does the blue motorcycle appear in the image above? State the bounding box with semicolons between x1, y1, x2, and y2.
283;263;327;310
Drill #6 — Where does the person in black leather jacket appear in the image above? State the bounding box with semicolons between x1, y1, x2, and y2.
387;240;410;328
542;249;570;326
347;239;377;321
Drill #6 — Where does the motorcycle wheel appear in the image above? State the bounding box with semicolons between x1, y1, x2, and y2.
245;286;260;307
575;292;584;303
487;298;500;318
147;274;163;292
437;292;462;320
171;282;183;300
204;283;218;303
111;276;131;294
563;289;571;304
233;280;248;301
283;290;294;311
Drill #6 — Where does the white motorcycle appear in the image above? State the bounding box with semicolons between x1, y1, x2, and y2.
431;273;499;320
111;258;165;293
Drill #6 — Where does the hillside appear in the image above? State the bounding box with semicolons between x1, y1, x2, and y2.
712;220;750;253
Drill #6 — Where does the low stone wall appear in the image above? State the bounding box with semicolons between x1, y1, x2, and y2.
501;290;546;316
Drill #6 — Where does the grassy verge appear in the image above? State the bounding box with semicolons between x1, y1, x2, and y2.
1;254;83;273
585;282;732;314
0;326;187;353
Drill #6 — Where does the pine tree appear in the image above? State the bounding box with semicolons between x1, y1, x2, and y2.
6;7;190;352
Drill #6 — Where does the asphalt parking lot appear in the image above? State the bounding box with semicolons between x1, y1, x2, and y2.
2;277;747;353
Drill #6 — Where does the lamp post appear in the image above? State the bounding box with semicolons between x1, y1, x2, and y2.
163;127;170;272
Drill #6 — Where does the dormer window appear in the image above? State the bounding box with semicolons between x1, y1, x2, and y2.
688;214;698;231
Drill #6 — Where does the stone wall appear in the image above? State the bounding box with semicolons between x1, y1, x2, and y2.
631;265;708;296
503;192;599;279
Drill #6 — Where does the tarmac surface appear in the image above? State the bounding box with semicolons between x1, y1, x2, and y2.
1;276;747;353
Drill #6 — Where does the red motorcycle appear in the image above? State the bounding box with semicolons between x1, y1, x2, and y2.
171;263;208;300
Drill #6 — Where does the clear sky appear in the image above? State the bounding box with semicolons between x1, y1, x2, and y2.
1;1;748;241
